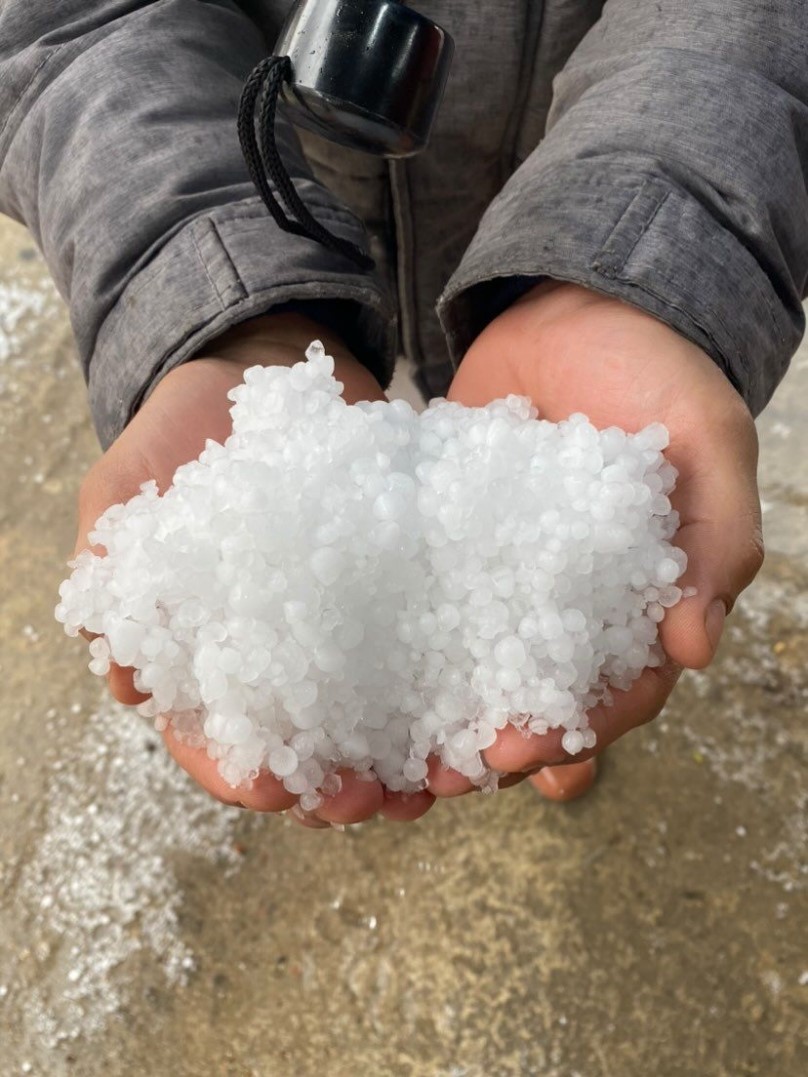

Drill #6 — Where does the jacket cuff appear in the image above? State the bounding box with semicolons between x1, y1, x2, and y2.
437;162;803;417
89;194;395;447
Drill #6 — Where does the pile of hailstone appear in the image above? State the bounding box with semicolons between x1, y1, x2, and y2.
56;342;687;809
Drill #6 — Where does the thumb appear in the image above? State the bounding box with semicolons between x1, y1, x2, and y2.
74;449;154;559
660;450;764;670
72;451;156;705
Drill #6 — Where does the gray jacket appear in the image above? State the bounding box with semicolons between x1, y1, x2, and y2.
2;2;807;447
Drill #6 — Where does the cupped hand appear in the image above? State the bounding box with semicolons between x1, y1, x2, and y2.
428;281;764;800
74;312;435;826
75;287;763;823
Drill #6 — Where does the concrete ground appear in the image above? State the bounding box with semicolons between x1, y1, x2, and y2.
0;214;806;1077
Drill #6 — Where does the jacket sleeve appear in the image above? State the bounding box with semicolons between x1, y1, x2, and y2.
0;1;395;448
437;0;808;416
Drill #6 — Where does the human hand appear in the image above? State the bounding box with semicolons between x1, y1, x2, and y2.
429;281;763;800
74;312;435;827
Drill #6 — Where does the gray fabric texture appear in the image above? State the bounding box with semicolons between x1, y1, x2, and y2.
1;1;807;446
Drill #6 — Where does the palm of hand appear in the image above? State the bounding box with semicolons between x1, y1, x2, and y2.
76;319;434;825
435;282;763;785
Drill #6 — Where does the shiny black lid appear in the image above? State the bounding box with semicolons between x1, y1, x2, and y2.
274;0;454;158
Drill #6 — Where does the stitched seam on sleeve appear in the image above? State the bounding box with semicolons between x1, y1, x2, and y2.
189;220;227;311
0;46;63;145
594;190;783;355
122;215;367;312
217;193;367;227
220;207;364;232
592;174;784;349
209;217;248;305
593;181;670;277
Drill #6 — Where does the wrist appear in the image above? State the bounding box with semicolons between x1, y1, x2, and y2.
198;311;353;367
512;279;633;322
155;310;385;408
506;280;728;388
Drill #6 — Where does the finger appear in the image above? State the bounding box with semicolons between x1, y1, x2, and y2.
425;757;531;797
79;626;151;706
485;659;681;773
108;662;151;705
529;758;598;802
161;727;297;811
426;757;476;798
484;723;571;773
74;453;154;561
378;788;436;822
290;807;332;829
314;770;385;824
660;424;763;670
497;771;527;789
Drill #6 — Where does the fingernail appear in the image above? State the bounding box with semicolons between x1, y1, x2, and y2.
290;803;330;829
705;598;727;654
530;758;597;802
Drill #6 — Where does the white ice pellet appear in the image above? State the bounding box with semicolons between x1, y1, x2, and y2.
493;635;527;670
581;729;597;750
268;746;299;779
561;730;585;756
656;557;681;584
402;758;429;783
57;342;686;800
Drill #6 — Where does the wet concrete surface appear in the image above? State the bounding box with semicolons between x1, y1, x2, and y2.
0;215;806;1076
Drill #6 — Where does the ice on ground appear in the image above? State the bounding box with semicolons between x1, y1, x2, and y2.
10;704;241;1048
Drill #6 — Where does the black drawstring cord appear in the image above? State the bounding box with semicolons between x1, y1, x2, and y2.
237;56;374;271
